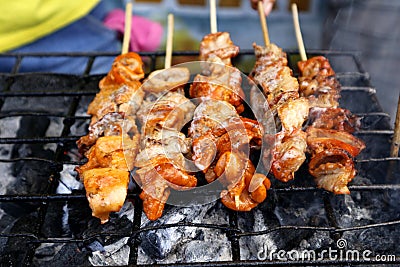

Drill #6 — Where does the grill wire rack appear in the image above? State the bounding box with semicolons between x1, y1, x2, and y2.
0;50;399;266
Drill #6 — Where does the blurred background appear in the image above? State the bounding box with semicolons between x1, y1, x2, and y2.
107;0;399;124
109;0;326;50
0;0;398;123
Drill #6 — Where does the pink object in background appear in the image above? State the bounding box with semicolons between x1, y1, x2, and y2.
104;9;163;52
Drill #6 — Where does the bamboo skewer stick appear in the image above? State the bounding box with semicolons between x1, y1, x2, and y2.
121;1;133;54
164;13;174;69
208;0;245;209
390;93;400;157
291;3;307;61
258;0;270;46
210;0;217;34
147;14;175;79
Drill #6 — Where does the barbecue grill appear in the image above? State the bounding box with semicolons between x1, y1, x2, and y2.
0;50;399;266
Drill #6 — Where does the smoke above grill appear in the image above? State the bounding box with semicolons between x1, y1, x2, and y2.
0;51;399;266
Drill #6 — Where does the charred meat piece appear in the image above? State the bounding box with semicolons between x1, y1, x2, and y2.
298;56;340;108
77;112;138;154
199;32;239;66
308;107;361;133
308;148;356;195
82;168;130;224
141;67;190;94
306;127;365;158
269;130;308;182
189;62;245;114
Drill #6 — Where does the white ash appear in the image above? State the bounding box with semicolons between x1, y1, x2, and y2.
76;108;90;117
57;164;83;235
57;161;136;266
0;150;14;221
42;117;63;152
75;97;93;117
89;237;130;266
70;120;89;137
70;103;91;137
78;200;135;266
0;117;19;220
87;202;232;265
298;231;333;251
0;162;13;221
273;199;326;226
0;117;20;138
341;194;372;225
330;184;400;253
137;203;231;264
333;192;374;229
45;117;63;137
57;164;83;194
238;193;332;261
239;209;277;260
0;162;14;196
34;243;65;263
182;240;231;263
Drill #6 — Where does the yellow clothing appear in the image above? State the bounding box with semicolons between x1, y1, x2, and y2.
0;0;99;52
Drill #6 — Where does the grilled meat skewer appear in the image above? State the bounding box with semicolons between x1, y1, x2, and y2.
76;52;144;223
135;68;196;220
250;43;309;182
297;56;365;194
189;32;270;211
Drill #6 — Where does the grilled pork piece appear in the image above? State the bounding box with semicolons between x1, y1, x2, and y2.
270;130;308;182
306;127;365;158
297;56;340;108
78;134;139;223
189;100;269;211
76;135;139;176
308;148;356;195
305;126;365;194
82;168;130;224
189;65;245;113
141;67;190;93
87;82;144;125
218;155;270;211
88;53;145;125
308;107;361;133
191;33;245;113
77;112;138;154
199;32;239;66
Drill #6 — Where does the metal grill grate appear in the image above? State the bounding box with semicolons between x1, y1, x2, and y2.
0;50;399;266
